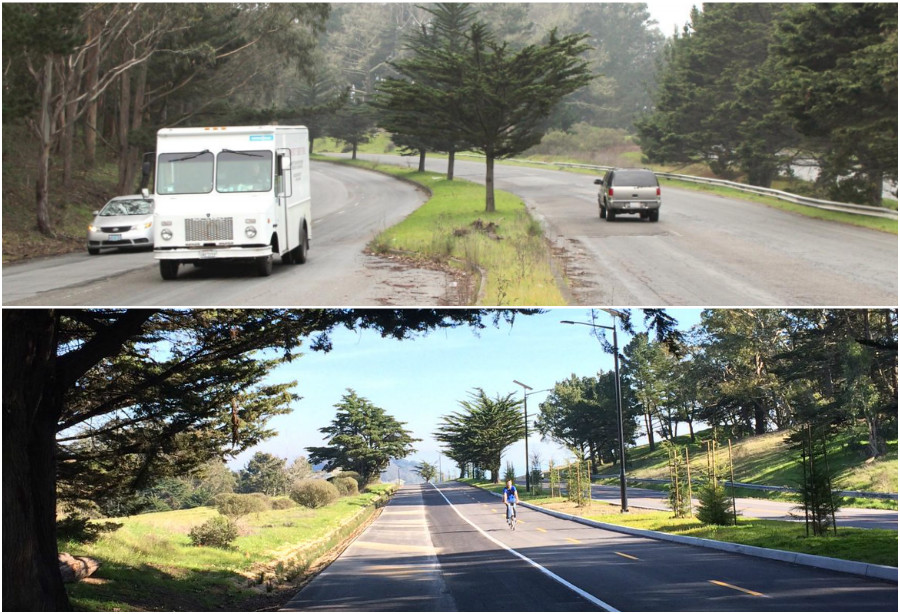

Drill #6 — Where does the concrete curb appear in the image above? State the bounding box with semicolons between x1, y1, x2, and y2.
487;491;897;583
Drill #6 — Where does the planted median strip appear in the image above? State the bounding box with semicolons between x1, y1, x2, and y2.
315;156;567;306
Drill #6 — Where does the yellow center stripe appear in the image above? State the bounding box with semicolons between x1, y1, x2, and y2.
709;580;768;597
536;527;547;533
565;537;582;544
614;551;639;560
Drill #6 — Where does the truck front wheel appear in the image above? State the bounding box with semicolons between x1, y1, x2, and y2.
256;254;273;277
160;260;179;280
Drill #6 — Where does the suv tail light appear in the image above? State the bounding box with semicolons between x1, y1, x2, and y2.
608;188;614;197
656;187;661;196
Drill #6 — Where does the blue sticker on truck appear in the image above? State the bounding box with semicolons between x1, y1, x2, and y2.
249;135;274;141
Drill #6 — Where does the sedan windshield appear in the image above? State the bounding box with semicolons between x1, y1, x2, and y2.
100;199;154;216
216;150;273;193
157;151;214;194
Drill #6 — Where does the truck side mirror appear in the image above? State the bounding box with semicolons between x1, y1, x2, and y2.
594;178;603;185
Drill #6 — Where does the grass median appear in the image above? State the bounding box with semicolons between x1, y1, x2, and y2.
315;156;567;306
460;479;897;568
60;484;396;611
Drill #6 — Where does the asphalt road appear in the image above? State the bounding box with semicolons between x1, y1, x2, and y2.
349;154;898;306
282;483;897;612
587;483;898;531
3;161;453;306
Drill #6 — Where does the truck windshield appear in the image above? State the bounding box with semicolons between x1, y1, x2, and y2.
157;152;214;194
216;150;273;193
613;170;658;187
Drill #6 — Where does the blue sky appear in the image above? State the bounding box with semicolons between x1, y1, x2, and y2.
228;309;703;477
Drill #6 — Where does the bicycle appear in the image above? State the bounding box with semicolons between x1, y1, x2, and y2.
506;502;517;530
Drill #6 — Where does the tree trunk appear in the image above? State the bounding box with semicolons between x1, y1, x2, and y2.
83;14;100;168
754;401;767;435
35;57;55;237
644;410;655;451
417;148;426;173
688;420;695;443
3;310;70;611
484;153;496;213
352;141;358;161
116;72;132;194
447;147;455;181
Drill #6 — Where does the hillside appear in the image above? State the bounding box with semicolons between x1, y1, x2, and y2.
606;429;898;500
2;124;122;262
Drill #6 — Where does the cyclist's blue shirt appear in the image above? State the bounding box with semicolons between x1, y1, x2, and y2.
503;485;517;502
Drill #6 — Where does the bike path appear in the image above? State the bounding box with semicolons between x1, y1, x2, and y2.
281;485;453;611
433;482;897;612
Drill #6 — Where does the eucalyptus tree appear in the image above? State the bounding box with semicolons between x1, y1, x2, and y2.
699;309;793;436
621;332;677;450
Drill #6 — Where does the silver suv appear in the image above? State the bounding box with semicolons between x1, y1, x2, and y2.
594;169;661;222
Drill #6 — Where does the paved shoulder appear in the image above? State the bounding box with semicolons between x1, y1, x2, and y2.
281;485;454;611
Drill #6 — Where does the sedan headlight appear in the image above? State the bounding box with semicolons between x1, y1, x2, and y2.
88;224;98;232
143;221;153;229
160;228;173;241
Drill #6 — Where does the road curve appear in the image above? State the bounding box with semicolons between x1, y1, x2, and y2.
2;162;456;307
348;154;898;306
587;483;898;531
282;483;897;612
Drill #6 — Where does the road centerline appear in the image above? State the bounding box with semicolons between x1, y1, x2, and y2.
431;483;618;612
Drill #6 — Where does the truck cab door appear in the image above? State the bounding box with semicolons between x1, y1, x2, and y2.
276;149;293;251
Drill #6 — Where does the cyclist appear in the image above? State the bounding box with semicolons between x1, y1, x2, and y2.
502;479;519;526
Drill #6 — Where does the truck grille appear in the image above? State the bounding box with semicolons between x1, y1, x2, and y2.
185;217;233;242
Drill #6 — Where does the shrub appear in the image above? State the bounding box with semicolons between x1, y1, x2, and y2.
331;476;359;497
339;471;364;489
271;497;297;510
216;493;271;519
290;479;339;509
696;483;735;526
189;515;239;549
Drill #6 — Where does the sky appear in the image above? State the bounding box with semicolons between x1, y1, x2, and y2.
645;0;699;36
227;308;703;478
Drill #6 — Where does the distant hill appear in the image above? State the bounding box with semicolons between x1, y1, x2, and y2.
380;458;425;485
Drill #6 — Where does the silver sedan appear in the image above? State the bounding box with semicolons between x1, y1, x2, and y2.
87;195;155;255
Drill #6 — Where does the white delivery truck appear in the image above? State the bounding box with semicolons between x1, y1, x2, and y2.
152;125;311;279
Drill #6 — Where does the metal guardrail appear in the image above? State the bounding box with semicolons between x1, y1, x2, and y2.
593;475;898;501
458;153;898;220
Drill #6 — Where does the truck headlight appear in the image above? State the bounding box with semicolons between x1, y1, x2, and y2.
245;226;257;239
160;228;173;241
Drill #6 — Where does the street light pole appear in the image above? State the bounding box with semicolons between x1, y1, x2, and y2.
561;314;629;513
512;379;532;491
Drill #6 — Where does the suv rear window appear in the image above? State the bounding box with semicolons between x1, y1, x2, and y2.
612;170;658;187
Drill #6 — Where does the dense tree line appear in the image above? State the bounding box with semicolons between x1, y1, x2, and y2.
534;309;897;472
637;3;897;205
2;3;330;236
3;3;665;234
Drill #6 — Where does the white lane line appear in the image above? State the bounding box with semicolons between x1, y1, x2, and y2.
431;484;618;612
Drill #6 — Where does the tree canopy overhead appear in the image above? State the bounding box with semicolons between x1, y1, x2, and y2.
3;307;533;611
